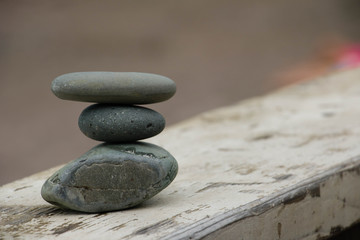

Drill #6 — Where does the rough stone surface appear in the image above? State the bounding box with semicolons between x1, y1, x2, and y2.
78;104;165;142
51;72;176;104
41;142;178;213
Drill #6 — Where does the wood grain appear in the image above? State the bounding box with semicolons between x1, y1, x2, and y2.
1;68;360;239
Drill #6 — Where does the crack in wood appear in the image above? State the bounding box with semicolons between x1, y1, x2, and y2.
196;182;265;193
108;218;138;231
272;174;293;181
132;218;175;236
0;205;63;226
52;222;82;235
14;186;32;191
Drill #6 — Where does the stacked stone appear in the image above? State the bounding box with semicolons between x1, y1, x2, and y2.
41;72;178;213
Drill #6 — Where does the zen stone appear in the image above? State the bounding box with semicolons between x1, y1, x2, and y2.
51;72;176;104
78;104;165;142
41;142;178;213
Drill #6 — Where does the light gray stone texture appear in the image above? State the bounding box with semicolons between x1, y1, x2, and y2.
51;72;176;104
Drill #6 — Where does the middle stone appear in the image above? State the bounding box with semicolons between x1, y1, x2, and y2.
78;104;165;142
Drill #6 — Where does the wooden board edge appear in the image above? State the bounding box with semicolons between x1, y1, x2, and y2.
163;155;360;239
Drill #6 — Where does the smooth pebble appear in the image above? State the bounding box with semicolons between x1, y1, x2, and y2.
51;72;176;104
78;104;165;142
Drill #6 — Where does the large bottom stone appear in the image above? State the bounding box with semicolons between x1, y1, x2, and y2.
41;142;178;213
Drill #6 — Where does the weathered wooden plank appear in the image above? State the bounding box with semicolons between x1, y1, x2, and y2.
1;68;360;239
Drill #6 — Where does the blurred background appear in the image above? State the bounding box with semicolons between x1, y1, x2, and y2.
1;0;360;185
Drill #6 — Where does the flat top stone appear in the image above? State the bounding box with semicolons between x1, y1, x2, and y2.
51;72;176;104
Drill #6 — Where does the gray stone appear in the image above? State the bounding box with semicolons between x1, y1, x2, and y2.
51;72;176;104
78;104;165;142
41;142;178;213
